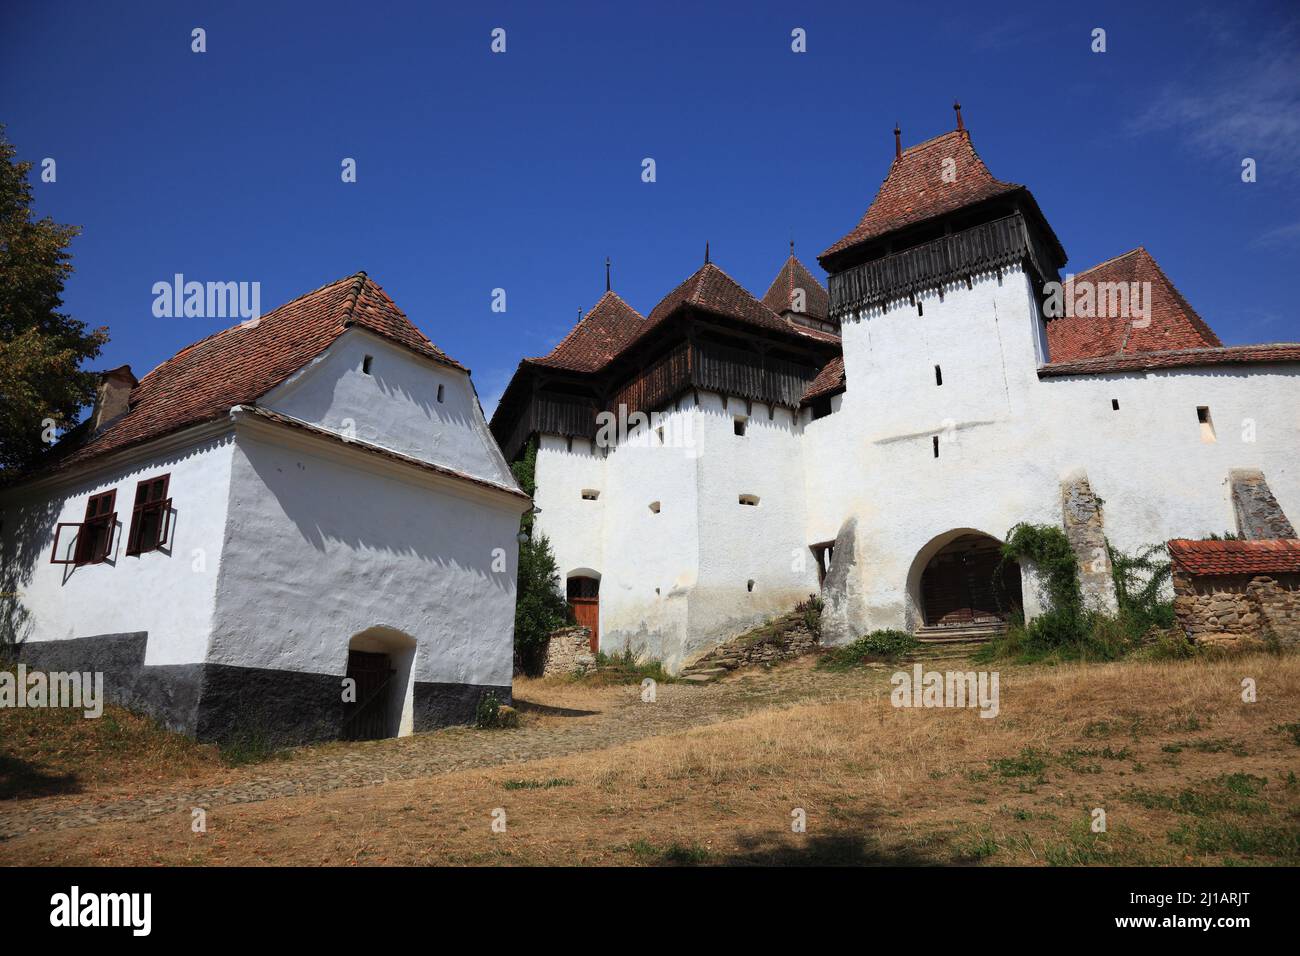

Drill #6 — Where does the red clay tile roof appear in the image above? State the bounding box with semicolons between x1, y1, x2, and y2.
50;272;462;472
1168;539;1300;577
762;255;830;320
1038;343;1300;378
801;355;845;403
528;291;643;373
821;130;1022;260
632;261;840;350
1046;248;1222;362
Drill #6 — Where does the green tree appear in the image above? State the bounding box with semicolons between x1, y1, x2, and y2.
510;440;570;671
0;125;107;475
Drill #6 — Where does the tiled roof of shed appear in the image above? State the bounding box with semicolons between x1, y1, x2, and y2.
1168;539;1300;577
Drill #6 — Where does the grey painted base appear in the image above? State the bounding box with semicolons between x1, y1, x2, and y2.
12;634;508;747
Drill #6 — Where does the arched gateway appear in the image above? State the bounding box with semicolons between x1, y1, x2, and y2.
909;531;1023;633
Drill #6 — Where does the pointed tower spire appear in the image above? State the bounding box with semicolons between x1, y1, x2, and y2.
704;241;710;264
894;123;902;159
605;256;611;292
953;99;964;131
790;235;795;257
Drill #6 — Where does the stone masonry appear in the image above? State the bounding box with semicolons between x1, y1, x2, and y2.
1172;571;1300;646
1230;469;1297;540
541;625;597;677
1061;472;1119;613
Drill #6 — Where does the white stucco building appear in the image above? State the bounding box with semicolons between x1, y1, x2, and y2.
1;273;529;743
491;112;1300;672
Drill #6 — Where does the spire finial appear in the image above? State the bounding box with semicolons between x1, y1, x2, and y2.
790;234;795;257
605;256;611;292
894;123;902;159
704;241;710;264
954;99;964;131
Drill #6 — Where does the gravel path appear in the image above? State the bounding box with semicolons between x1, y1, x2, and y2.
0;662;890;841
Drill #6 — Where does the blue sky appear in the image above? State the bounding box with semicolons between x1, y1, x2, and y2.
2;0;1298;415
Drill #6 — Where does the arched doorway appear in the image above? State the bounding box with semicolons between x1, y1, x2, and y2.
342;627;416;740
916;532;1023;629
566;571;600;653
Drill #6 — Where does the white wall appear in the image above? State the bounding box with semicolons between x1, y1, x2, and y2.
0;433;236;665
690;395;818;650
814;265;1300;637
262;328;516;487
206;428;520;690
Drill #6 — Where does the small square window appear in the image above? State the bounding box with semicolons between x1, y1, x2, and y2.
581;489;600;501
649;501;661;514
734;417;747;436
738;494;760;506
1111;399;1120;411
362;355;373;375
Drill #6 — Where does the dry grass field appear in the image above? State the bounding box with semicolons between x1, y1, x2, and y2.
2;651;1299;865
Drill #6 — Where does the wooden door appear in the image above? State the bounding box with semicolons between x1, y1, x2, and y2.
567;577;600;652
342;650;393;741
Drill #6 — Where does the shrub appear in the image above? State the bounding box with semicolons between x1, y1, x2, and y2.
475;692;518;729
795;593;824;639
819;628;918;669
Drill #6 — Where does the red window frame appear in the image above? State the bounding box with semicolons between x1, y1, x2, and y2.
126;473;171;556
50;490;117;566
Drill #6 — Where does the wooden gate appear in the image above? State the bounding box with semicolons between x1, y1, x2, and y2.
342;650;393;741
921;538;1021;627
567;576;600;652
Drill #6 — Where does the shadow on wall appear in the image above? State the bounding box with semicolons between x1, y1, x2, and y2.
0;496;61;656
240;441;512;593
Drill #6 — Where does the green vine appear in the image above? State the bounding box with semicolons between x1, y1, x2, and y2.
1001;523;1083;615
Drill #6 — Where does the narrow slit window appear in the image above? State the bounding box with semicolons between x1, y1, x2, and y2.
436;384;445;403
656;426;665;445
1111;399;1120;411
581;489;600;501
934;365;943;386
932;436;940;458
916;300;924;316
733;417;747;436
1197;406;1216;443
738;494;760;506
747;579;755;593
648;501;661;514
362;355;373;375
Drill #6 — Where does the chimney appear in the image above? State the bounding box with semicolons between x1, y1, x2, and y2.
90;365;137;432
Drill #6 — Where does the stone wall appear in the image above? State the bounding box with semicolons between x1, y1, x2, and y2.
1230;469;1297;540
1172;571;1300;645
541;626;597;677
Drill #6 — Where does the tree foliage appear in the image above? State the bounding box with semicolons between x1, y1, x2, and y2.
0;125;107;475
510;440;570;672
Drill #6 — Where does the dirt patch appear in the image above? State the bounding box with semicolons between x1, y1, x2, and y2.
3;652;1297;865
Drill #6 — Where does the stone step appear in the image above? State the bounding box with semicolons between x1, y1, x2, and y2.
680;673;718;684
914;623;1006;644
680;666;727;677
